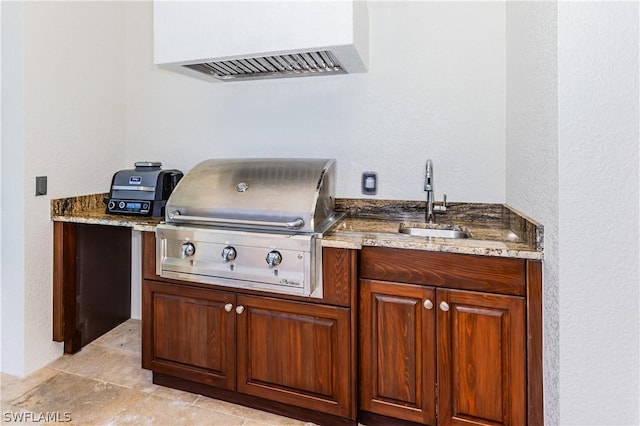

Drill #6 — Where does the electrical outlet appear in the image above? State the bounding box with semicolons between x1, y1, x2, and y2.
361;172;377;195
35;176;47;196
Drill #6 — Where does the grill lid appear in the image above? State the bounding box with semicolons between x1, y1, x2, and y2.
165;158;337;234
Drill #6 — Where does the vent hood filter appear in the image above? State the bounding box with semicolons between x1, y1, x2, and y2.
184;51;345;81
154;1;368;82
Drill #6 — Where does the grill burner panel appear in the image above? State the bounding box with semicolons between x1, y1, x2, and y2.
157;225;322;297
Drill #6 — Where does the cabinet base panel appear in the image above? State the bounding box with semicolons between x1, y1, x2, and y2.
358;411;428;426
153;373;356;426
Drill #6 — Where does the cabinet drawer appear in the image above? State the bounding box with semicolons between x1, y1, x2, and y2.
360;247;525;296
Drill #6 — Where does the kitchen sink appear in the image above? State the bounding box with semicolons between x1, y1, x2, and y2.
398;223;471;239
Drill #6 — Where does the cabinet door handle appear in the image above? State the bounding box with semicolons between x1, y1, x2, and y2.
439;301;450;312
423;299;434;310
224;303;233;313
235;305;245;315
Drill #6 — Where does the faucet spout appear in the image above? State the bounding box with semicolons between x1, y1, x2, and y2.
425;160;435;223
425;159;433;192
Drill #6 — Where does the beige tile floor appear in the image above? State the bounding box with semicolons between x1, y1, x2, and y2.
1;320;314;425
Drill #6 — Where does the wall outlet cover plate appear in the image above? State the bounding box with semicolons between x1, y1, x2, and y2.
361;172;377;195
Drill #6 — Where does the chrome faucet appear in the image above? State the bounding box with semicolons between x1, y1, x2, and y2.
424;159;447;223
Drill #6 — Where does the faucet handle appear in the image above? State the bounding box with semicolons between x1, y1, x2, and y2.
434;194;447;213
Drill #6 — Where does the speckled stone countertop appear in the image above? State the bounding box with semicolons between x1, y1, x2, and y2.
51;193;161;232
323;199;543;259
51;194;543;259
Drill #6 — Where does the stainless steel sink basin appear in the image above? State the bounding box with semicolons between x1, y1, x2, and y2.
398;223;471;239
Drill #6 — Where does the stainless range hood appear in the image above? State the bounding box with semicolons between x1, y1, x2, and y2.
153;1;368;82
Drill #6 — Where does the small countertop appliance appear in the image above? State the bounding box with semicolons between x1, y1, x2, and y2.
106;161;183;217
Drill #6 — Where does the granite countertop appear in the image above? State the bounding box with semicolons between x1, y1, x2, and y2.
51;193;161;232
51;194;543;260
323;199;543;259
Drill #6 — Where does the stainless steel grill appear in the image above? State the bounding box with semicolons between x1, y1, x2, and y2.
156;158;341;298
183;50;345;81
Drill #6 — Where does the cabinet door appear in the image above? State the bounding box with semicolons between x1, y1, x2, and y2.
360;279;436;425
437;289;525;426
235;294;353;418
142;280;236;390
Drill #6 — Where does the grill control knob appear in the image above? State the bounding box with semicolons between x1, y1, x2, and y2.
108;200;116;211
181;242;196;258
221;246;237;263
266;250;282;269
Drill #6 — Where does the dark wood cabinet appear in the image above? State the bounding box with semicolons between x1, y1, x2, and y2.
142;280;236;389
360;279;436;424
236;294;352;417
142;238;358;423
138;233;540;425
437;289;525;426
143;280;353;418
55;226;542;425
359;247;533;426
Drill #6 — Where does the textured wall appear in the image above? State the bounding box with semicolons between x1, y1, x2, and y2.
505;3;559;424
558;3;639;423
1;1;26;375
507;2;640;422
0;0;3;371
1;1;128;375
125;1;507;203
22;1;128;374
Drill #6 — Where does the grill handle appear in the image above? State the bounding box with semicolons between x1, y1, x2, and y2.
168;211;305;230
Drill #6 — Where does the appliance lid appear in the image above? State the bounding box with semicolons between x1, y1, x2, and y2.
111;162;165;193
165;158;337;234
153;1;368;82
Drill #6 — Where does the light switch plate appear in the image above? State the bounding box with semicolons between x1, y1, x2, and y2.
36;176;47;196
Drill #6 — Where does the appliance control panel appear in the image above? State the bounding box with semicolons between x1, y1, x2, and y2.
107;198;151;215
155;224;322;298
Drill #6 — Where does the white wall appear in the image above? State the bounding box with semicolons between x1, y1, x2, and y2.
125;1;506;203
1;0;27;376
505;3;559;424
0;0;3;375
507;1;640;424
557;3;639;423
1;1;128;376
